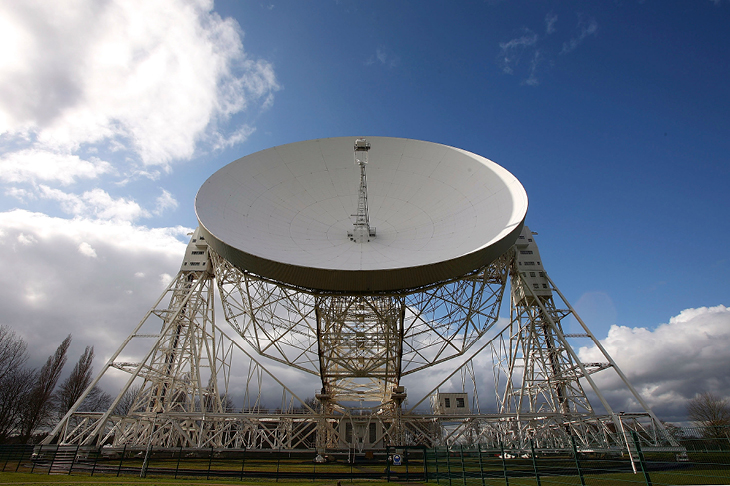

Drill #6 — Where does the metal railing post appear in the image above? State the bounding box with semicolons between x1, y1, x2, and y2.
118;445;127;477
68;445;79;475
387;446;391;482
174;446;182;479
499;442;509;486
40;446;52;474
90;447;99;477
477;445;485;486
207;446;214;480
530;439;541;486
460;445;466;486
570;435;586;486
631;431;653;486
29;446;38;473
423;446;429;483
276;448;281;482
405;447;410;482
434;447;441;484
240;448;246;481
446;445;453;486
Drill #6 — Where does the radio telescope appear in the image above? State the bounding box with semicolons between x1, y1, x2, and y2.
47;137;676;454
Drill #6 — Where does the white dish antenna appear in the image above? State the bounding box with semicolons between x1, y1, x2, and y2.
195;136;528;292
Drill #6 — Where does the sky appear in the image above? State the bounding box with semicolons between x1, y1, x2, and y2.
0;0;728;424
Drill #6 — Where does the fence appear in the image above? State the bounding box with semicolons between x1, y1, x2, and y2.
425;431;730;486
0;445;397;480
0;431;728;484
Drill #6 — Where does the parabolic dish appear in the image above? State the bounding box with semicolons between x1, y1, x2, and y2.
196;137;528;292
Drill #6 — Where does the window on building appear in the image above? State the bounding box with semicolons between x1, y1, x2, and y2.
444;397;451;408
530;272;536;277
539;272;545;277
520;250;533;254
369;422;377;443
345;422;352;443
542;284;548;289
456;397;465;408
533;283;539;289
524;262;535;265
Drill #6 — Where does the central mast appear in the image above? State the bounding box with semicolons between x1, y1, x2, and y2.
348;138;376;243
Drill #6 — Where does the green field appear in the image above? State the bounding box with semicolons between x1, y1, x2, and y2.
1;469;730;486
0;473;393;486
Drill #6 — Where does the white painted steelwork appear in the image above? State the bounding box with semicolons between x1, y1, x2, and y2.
44;138;675;456
348;138;376;243
45;228;677;453
195;137;527;292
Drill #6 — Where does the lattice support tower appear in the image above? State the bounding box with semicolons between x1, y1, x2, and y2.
43;138;679;456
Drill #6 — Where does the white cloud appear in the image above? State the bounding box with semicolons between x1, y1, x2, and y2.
210;124;256;152
78;241;97;258
523;50;543;87
366;46;400;68
159;273;174;287
545;13;557;34
17;232;37;246
0;209;190;367
498;15;598;85
4;187;35;202
0;0;279;181
38;186;150;221
498;30;539;75
0;149;112;185
154;189;178;216
561;17;598;54
578;305;730;421
81;189;149;221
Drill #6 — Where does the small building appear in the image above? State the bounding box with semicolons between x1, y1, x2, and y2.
432;392;470;414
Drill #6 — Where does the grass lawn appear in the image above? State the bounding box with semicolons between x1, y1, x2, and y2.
2;468;730;486
0;472;394;486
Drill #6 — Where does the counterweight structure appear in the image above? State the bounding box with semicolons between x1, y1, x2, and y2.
45;137;677;455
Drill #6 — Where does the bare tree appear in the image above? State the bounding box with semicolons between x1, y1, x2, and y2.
18;335;71;443
660;420;685;441
0;326;28;382
0;368;35;443
113;385;142;416
200;376;236;412
221;394;236;413
0;327;33;442
55;346;111;416
303;396;320;413
687;391;730;438
292;396;320;413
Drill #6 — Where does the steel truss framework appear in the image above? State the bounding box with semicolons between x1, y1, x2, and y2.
45;228;678;454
